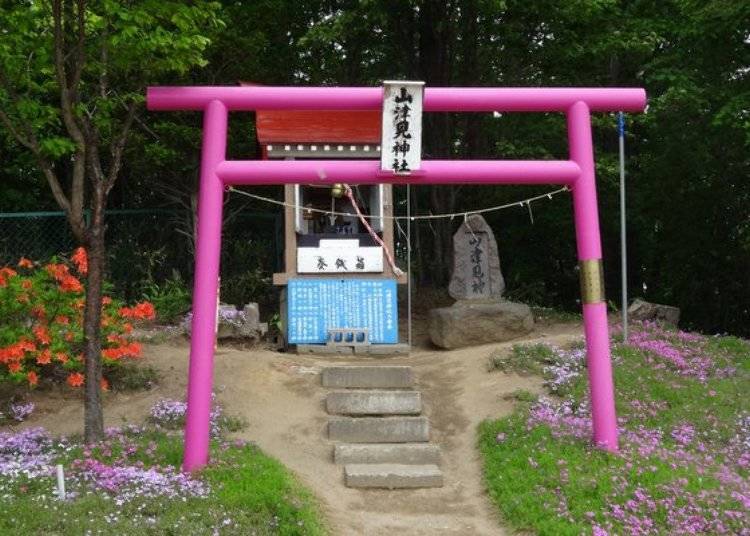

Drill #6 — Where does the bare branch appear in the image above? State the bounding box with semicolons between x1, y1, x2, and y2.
99;14;108;99
70;0;86;91
0;108;36;151
52;0;86;148
174;229;194;240
223;199;251;225
105;101;137;193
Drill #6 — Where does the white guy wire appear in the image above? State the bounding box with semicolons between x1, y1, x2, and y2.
226;185;570;221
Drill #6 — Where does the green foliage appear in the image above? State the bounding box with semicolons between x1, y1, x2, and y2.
0;0;223;156
220;268;272;309
141;272;191;323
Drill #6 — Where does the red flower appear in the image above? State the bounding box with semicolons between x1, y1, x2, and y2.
45;263;69;280
17;257;33;269
36;349;52;365
55;352;69;364
27;371;38;386
54;315;70;325
21;279;32;290
102;296;112;306
119;301;156;321
66;372;84;388
31;305;46;319
59;275;83;293
102;341;142;360
18;339;36;352
33;326;51;345
0;267;18;287
107;333;124;344
71;247;88;275
100;378;109;391
8;362;22;373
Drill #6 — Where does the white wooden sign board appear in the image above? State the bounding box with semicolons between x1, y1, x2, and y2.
298;239;384;274
380;81;424;174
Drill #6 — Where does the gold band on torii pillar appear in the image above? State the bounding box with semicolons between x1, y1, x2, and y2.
579;259;605;304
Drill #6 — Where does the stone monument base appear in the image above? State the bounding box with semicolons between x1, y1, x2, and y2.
428;299;534;349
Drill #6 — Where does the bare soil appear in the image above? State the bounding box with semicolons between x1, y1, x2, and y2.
14;319;583;535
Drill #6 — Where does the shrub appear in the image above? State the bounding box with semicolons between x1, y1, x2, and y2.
0;250;155;390
141;272;191;323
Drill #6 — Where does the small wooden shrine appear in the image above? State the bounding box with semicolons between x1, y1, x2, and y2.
255;109;408;353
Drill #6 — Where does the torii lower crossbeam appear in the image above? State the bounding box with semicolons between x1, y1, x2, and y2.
146;86;646;472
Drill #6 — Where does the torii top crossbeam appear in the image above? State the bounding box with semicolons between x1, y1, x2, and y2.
146;85;646;472
148;86;645;112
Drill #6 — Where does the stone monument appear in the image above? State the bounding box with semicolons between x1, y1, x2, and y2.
429;215;534;349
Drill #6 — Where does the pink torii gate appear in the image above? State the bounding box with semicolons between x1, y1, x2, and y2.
146;85;646;472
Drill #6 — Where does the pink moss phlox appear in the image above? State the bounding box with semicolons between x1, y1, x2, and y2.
624;321;734;382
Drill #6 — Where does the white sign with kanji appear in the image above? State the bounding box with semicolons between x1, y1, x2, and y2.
297;239;383;274
380;81;424;174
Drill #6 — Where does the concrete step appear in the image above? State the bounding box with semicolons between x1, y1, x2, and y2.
328;416;429;443
334;443;441;465
321;366;413;389
344;464;444;489
326;390;421;416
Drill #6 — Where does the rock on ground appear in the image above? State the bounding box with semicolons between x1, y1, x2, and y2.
428;300;534;349
627;298;680;326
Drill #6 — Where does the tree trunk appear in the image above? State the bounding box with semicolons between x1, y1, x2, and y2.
82;181;106;444
410;186;425;285
417;0;457;287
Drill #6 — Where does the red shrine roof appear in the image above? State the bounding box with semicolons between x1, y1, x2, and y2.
255;109;381;144
242;82;381;144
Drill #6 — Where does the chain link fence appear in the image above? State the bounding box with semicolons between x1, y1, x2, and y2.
0;209;282;305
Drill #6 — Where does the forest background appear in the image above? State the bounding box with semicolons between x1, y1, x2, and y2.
1;0;748;337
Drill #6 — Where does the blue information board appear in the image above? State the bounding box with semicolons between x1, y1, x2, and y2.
288;279;398;344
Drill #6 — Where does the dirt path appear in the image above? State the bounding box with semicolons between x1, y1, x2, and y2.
16;320;583;535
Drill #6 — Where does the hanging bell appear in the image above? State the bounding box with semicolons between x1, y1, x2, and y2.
303;203;315;220
330;183;344;198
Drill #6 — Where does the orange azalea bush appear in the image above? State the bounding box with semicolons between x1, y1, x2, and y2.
0;249;155;389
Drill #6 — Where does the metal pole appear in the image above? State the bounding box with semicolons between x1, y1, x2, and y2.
618;112;628;343
406;184;412;349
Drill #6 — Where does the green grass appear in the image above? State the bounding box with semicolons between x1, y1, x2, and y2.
106;362;160;391
488;342;556;376
1;430;327;535
479;326;750;535
531;306;582;324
